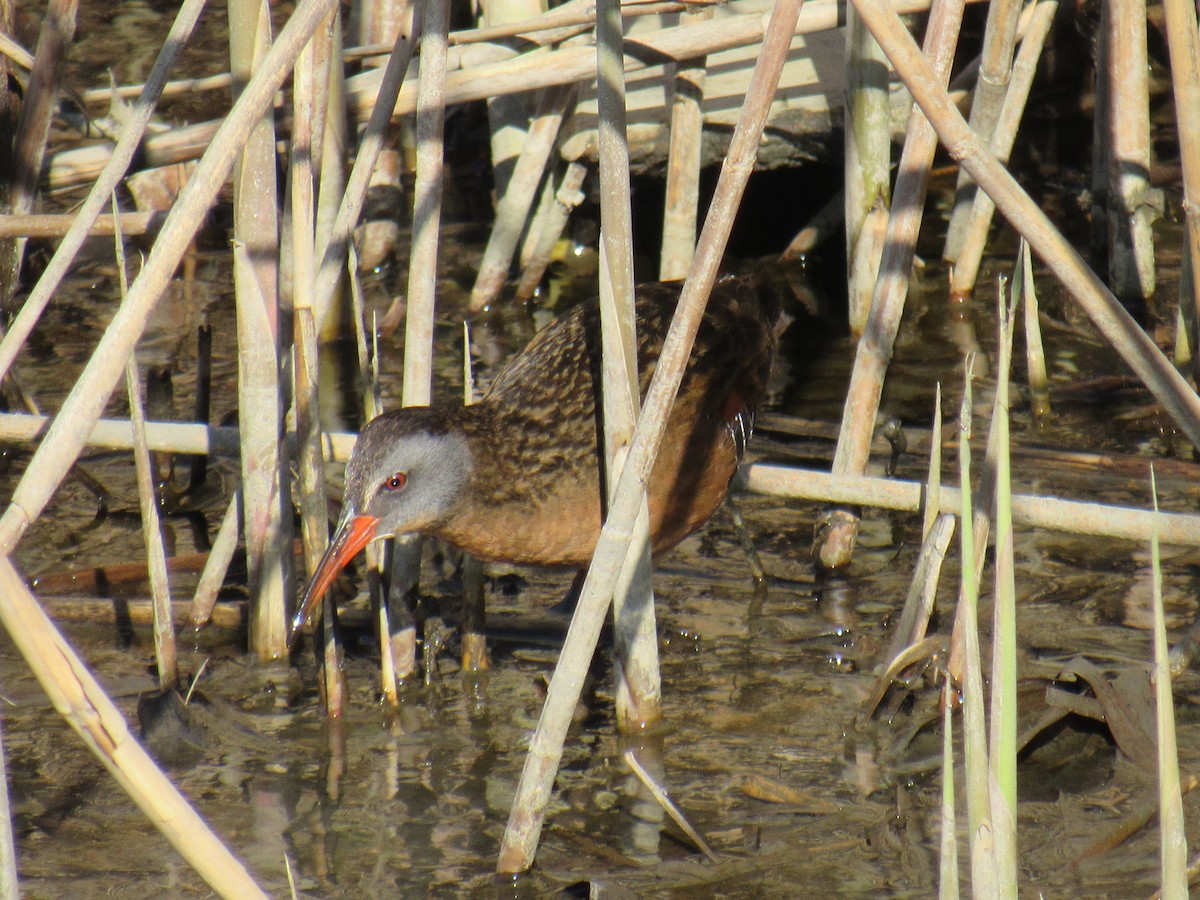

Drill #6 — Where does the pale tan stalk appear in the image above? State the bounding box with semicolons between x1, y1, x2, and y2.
740;464;1200;547
843;6;890;334
498;0;802;871
469;83;576;310
948;0;1057;297
0;211;163;238
595;0;661;730
3;0;78;300
0;559;267;897
229;0;291;662
189;493;243;627
0;0;207;384
0;711;17;899
942;0;1022;260
818;0;966;569
0;411;357;459
126;358;179;691
659;8;711;281
1104;0;1156;302
1162;0;1200;329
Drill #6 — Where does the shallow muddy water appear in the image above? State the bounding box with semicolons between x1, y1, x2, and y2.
8;3;1200;897
8;225;1200;898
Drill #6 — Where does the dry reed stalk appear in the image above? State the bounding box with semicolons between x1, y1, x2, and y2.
941;0;1021;262
0;410;358;460
408;0;451;402
112;199;178;690
1016;240;1051;416
739;464;1200;547
469;83;576;310
292;30;328;582
0;211;164;238
818;0;966;570
305;8;345;331
0;0;340;550
843;7;891;335
460;323;490;672
948;0;1058;299
848;0;1200;449
596;0;662;731
497;0;802;871
1105;0;1156;302
659;7;711;281
126;358;179;691
1162;0;1200;329
376;0;448;689
3;0;78;302
0;558;267;896
0;712;17;900
312;23;418;329
514;160;589;301
189;492;242;627
229;0;292;662
0;0;206;386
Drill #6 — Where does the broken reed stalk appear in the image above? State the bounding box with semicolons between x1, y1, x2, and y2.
114;206;178;691
0;0;207;385
948;0;1058;299
923;382;943;539
1105;0;1156;303
819;0;967;570
659;7;711;281
1016;240;1051;416
229;0;292;662
469;82;576;311
595;0;662;731
4;0;78;297
188;492;242;627
843;5;891;335
1161;0;1200;320
497;0;802;871
0;0;340;549
738;464;1200;547
848;0;1200;449
126;358;179;691
0;559;267;896
514;160;589;301
942;0;1021;262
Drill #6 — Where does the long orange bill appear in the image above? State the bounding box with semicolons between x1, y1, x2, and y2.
289;513;380;644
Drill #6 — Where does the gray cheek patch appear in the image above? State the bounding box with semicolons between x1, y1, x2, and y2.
362;430;474;532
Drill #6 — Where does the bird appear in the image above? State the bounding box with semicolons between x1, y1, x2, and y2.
291;278;781;639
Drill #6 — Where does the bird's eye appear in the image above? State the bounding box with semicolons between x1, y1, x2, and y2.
382;471;408;492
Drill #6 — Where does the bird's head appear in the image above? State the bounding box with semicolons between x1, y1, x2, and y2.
289;410;473;642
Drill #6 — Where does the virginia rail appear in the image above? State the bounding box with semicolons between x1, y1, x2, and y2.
292;278;780;637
